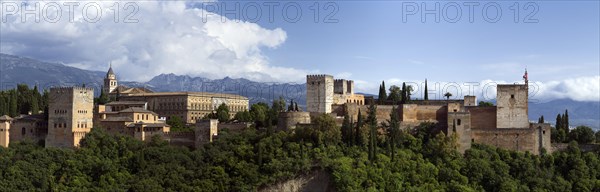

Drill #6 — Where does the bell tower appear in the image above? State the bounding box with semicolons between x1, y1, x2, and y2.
104;63;118;94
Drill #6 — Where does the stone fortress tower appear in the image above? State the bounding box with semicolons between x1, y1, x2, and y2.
334;79;354;95
45;87;94;148
306;75;334;113
104;63;118;94
496;84;529;128
306;75;365;114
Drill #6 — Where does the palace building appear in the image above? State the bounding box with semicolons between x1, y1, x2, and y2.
103;66;249;124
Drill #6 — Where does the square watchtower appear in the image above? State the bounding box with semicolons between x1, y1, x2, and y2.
46;87;94;148
306;75;334;113
496;84;529;128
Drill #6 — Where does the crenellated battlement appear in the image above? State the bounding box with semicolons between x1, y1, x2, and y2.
306;74;333;80
50;87;94;92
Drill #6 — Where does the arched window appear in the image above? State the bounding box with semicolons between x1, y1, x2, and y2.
22;127;26;135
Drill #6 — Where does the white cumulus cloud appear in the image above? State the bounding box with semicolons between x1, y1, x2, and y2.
353;76;600;102
0;1;307;82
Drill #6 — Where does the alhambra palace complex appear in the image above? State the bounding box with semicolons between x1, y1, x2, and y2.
0;67;552;155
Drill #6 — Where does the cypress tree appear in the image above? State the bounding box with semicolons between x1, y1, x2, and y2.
41;89;49;110
342;111;351;145
33;85;42;114
564;109;569;131
540;115;544;123
356;110;363;146
424;79;429;100
378;81;387;104
401;83;407;104
561;114;566;132
388;105;399;161
0;95;6;116
31;92;39;114
367;102;378;161
555;114;562;130
98;86;110;105
9;91;18;117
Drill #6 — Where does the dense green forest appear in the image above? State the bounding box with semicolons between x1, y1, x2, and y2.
2;86;600;191
2;118;600;191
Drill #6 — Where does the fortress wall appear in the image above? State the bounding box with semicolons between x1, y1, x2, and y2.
402;104;447;125
467;107;497;129
278;112;311;131
471;128;542;155
343;104;397;125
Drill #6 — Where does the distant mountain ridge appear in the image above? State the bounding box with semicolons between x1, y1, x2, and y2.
0;53;105;87
1;53;598;129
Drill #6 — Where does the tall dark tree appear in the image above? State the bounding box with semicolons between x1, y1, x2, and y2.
405;85;413;103
387;105;400;161
41;89;49;110
341;111;351;145
367;102;378;161
564;109;569;130
401;83;407;104
378;81;387;104
560;114;564;129
0;96;6;116
9;91;18;117
30;92;39;115
424;79;429;100
355;110;363;146
555;114;562;130
16;84;32;115
288;99;295;111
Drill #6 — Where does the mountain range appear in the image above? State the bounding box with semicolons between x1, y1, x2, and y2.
1;53;598;130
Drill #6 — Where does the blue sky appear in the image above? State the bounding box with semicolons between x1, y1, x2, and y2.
253;1;600;82
1;1;598;101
